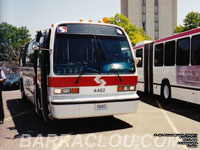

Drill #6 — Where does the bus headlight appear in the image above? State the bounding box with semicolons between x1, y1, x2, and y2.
62;88;71;94
54;88;62;94
117;85;136;92
54;88;79;94
129;85;136;91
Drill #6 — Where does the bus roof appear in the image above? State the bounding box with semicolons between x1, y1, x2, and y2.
51;21;125;30
48;21;128;37
133;40;152;50
134;27;200;49
154;27;200;44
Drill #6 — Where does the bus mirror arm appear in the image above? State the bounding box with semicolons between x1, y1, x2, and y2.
40;48;52;51
33;42;51;51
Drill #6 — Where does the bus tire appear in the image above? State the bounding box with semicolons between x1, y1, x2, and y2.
161;80;171;102
40;88;51;122
34;85;42;118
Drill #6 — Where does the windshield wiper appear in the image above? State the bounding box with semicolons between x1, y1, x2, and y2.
97;39;122;82
75;65;98;84
75;68;85;84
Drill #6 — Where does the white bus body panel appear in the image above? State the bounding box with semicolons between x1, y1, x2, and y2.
137;68;144;92
48;84;139;119
153;66;199;104
49;93;139;119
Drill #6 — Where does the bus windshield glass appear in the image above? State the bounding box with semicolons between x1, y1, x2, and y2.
53;25;135;75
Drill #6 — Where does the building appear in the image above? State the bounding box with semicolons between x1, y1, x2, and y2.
121;0;177;39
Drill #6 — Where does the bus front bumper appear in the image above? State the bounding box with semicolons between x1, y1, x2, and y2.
49;94;140;119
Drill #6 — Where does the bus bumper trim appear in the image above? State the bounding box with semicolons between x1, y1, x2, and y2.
51;98;140;105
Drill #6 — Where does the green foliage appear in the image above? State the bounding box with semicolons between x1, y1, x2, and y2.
174;25;184;33
174;11;200;33
109;13;151;45
0;22;31;64
184;11;200;30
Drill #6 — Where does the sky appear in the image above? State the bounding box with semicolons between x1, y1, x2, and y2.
0;0;200;38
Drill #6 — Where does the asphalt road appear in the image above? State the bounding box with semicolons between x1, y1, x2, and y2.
0;90;199;150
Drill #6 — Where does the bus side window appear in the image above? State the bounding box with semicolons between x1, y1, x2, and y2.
39;31;50;75
136;48;143;67
154;43;164;66
25;40;35;67
164;41;175;66
176;37;190;66
191;34;200;65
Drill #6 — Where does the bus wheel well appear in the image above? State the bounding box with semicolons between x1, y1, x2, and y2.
34;84;42;117
161;79;171;102
161;78;170;85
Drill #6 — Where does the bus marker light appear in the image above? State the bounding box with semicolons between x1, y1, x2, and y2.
103;17;109;23
71;88;79;94
117;86;124;92
117;85;136;92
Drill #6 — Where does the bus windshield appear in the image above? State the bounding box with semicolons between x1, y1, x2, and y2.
53;34;135;75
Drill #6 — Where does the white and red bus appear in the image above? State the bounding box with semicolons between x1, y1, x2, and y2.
134;28;200;105
19;21;139;121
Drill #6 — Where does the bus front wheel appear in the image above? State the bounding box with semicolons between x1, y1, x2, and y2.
34;87;43;118
161;81;171;102
40;88;51;122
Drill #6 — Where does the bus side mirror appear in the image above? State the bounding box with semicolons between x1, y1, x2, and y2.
136;57;142;67
33;42;40;51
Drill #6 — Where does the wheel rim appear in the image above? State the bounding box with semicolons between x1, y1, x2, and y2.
163;85;169;99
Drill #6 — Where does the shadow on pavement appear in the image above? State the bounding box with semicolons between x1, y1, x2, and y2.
6;98;132;139
138;92;200;122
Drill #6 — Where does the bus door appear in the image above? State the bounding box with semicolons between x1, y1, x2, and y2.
33;30;50;121
144;42;154;94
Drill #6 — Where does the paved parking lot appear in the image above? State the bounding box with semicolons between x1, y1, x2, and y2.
0;90;199;150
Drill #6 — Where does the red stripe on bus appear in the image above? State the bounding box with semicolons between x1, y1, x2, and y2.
48;76;138;87
155;28;200;44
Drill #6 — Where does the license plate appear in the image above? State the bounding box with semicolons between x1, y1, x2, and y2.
95;103;108;111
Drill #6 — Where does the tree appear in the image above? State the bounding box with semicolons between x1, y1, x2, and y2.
109;13;151;45
174;11;200;33
174;25;184;33
0;22;31;64
184;11;200;30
